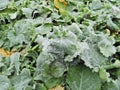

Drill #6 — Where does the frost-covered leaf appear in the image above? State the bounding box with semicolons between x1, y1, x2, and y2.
89;0;102;10
103;79;120;90
0;0;9;10
35;23;52;35
81;42;107;68
1;0;120;89
10;52;21;74
0;75;10;90
11;68;31;90
112;6;120;19
22;8;33;18
9;12;17;19
66;66;101;90
98;36;116;57
99;45;116;57
7;30;27;47
116;46;120;52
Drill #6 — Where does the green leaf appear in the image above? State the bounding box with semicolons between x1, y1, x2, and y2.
24;86;33;90
35;83;47;90
50;61;66;78
35;23;52;35
99;67;110;82
0;75;10;90
44;77;61;89
107;18;119;31
66;66;101;90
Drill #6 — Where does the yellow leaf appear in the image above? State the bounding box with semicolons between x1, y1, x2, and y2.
0;48;17;57
11;48;17;52
59;0;67;5
54;0;67;14
0;48;12;57
49;85;64;90
106;29;110;35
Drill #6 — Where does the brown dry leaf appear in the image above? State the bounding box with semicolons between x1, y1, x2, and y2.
115;30;120;34
0;48;12;57
111;30;120;37
11;48;17;52
0;47;27;57
20;49;26;55
49;85;64;90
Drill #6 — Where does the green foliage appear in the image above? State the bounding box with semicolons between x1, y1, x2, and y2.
0;0;120;90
